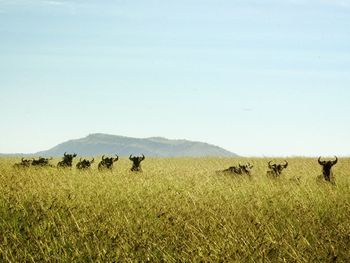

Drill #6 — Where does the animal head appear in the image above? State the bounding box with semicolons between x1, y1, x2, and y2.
99;155;119;169
129;154;145;171
64;152;77;158
318;156;338;181
22;157;32;164
267;160;288;176
239;163;254;175
102;155;119;163
318;156;337;169
76;158;94;169
221;163;253;175
62;152;77;162
58;152;77;167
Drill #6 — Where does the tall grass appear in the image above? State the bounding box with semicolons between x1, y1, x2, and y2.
0;157;349;262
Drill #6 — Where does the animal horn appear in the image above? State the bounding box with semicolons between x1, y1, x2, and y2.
129;154;133;160
142;154;145;160
268;161;274;169
283;160;288;168
332;156;338;165
318;157;325;165
115;155;119;160
102;155;105;160
64;152;67;156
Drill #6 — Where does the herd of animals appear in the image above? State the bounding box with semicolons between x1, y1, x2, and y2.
13;152;145;172
12;153;339;182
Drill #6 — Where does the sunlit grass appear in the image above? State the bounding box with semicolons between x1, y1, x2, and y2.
0;157;349;262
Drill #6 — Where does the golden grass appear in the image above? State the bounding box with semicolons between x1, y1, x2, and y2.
0;157;350;262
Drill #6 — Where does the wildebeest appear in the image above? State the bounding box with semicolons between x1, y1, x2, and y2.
98;155;119;170
238;163;254;175
76;158;94;170
31;157;53;167
57;152;77;168
318;156;338;182
221;163;253;175
13;157;32;168
129;154;145;172
266;160;288;177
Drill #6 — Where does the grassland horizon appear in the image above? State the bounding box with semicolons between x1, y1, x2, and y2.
1;157;349;262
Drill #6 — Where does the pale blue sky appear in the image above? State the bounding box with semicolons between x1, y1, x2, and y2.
0;0;349;156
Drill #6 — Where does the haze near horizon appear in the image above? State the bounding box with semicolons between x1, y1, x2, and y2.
0;0;349;156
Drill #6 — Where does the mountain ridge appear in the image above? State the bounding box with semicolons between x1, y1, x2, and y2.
30;133;238;157
0;133;238;157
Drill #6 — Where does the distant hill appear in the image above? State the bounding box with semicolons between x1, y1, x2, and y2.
32;133;238;157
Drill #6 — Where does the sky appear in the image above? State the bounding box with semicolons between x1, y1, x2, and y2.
0;0;349;156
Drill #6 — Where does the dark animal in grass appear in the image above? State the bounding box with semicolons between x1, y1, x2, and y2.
57;152;77;168
238;163;254;175
266;160;288;177
76;158;94;170
31;157;53;167
221;166;241;174
318;156;338;182
129;154;145;172
98;155;119;170
221;163;253;175
13;158;32;168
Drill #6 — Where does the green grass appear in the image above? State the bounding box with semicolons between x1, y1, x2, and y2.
0;157;350;262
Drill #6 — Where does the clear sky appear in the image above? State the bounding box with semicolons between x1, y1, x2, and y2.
0;0;349;156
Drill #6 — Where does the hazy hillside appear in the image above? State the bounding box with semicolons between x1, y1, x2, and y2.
34;133;237;157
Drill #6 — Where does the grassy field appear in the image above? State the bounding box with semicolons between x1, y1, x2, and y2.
0;157;350;262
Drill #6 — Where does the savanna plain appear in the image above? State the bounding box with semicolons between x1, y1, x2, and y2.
0;157;350;262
